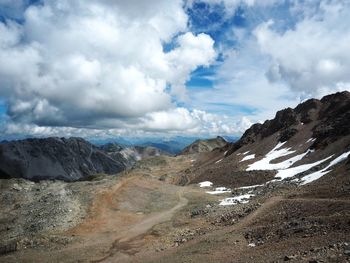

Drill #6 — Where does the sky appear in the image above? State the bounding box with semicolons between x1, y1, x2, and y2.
0;0;349;140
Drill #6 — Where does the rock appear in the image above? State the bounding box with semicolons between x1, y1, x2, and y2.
284;255;297;261
344;250;350;256
0;241;17;255
12;184;22;191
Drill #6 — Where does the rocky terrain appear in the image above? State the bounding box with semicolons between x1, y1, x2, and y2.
0;91;350;262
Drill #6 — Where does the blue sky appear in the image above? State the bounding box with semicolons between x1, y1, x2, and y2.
0;0;349;139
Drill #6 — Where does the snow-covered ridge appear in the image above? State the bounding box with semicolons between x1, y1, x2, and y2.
300;150;350;185
245;141;350;185
275;155;333;180
246;142;307;171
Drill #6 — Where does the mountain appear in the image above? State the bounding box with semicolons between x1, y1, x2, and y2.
180;136;228;155
0;137;127;181
184;91;350;189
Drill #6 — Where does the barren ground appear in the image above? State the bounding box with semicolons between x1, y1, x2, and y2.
1;155;350;263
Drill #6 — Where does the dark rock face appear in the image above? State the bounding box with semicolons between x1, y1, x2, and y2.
261;108;299;138
312;92;350;149
227;91;350;155
294;98;321;123
0;137;127;181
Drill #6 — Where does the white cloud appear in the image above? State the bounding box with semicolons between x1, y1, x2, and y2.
254;1;350;97
0;0;218;135
190;36;300;123
165;32;216;100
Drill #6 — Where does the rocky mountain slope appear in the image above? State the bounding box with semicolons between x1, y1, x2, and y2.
180;136;228;155
185;91;350;188
0;137;127;181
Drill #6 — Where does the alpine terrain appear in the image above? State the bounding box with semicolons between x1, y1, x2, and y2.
0;91;350;263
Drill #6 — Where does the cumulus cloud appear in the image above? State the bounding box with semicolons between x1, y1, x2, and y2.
2;0;348;139
254;1;350;98
188;0;350;126
2;108;250;138
190;36;301;123
0;0;220;136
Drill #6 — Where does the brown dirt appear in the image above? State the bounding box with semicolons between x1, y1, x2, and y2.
1;154;350;263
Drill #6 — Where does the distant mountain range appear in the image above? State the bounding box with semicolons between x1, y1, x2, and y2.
0;135;237;181
90;136;238;155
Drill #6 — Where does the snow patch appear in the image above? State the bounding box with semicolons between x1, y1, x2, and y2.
206;187;231;195
219;194;255;206
306;138;316;143
240;154;255;162
247;141;306;171
242;151;250;155
300;151;350;185
224;151;228;155
275;155;333;180
215;159;223;164
199;181;213;188
235;184;264;190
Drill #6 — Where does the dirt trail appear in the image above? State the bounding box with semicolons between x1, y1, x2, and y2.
61;175;189;263
117;188;188;243
95;188;188;262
